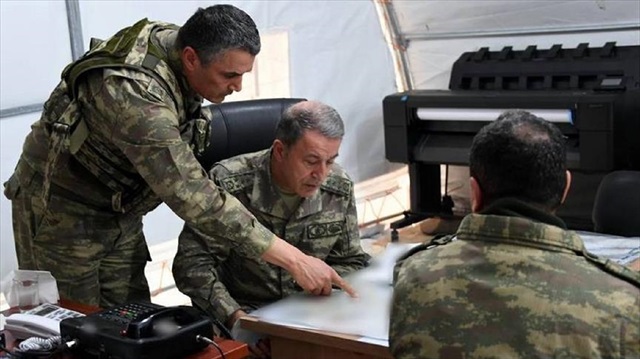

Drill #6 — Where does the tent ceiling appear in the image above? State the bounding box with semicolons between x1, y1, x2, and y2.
380;0;640;90
392;1;639;35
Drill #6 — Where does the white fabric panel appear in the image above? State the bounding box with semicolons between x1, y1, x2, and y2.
79;1;397;183
0;1;71;109
393;0;640;34
0;112;40;283
407;30;640;89
389;1;640;89
72;1;396;246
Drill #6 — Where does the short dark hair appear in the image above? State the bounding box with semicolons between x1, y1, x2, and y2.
469;110;567;209
276;101;345;147
177;5;260;65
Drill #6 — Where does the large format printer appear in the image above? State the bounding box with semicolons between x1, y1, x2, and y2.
383;42;640;230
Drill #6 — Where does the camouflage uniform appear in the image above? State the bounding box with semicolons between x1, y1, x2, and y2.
3;21;274;307
173;149;369;325
390;198;640;359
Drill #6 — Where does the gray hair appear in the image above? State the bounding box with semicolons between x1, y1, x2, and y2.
276;101;345;146
177;5;261;65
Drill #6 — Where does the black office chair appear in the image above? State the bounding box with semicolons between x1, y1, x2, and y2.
592;170;640;237
196;98;306;171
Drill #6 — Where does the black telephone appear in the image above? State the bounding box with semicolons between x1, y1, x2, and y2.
60;302;213;359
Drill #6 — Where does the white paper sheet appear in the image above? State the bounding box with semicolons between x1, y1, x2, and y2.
248;245;423;342
579;231;640;265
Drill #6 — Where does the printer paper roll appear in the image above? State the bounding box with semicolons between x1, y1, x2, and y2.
416;108;572;124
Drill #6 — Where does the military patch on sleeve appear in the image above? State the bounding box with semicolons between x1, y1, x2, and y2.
147;80;168;101
307;221;345;239
219;173;252;193
321;176;352;197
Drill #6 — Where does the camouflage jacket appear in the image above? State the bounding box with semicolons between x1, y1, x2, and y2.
173;149;370;325
7;21;274;259
390;202;640;359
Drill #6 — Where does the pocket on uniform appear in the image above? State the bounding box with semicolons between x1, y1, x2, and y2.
3;174;21;200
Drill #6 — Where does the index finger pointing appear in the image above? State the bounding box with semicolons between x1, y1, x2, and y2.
331;272;358;298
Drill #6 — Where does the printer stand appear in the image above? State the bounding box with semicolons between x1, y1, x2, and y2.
389;211;430;242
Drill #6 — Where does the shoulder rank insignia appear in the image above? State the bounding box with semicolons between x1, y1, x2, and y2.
396;233;457;262
321;175;351;197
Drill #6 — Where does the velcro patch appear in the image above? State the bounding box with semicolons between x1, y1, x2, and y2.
220;176;250;193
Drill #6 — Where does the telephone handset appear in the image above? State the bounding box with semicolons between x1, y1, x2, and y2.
60;302;214;359
125;306;205;339
4;303;84;339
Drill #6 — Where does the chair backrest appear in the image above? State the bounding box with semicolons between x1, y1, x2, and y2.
195;98;305;171
592;170;640;237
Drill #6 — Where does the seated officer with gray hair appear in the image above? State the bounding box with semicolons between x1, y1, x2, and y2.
173;100;369;355
389;110;640;359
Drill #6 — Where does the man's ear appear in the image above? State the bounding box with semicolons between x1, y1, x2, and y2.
470;177;483;213
181;46;199;72
272;140;285;161
561;170;572;204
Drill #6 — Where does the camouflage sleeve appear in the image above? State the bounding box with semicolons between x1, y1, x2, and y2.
98;75;274;258
325;187;370;276
172;224;241;325
389;256;426;359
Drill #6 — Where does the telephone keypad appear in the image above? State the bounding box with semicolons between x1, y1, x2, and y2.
98;302;162;325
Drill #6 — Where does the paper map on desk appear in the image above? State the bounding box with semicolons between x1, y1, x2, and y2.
254;286;392;341
250;243;420;343
579;231;640;265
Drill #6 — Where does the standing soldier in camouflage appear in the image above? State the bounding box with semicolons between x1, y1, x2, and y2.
390;110;640;359
173;100;369;356
3;5;355;308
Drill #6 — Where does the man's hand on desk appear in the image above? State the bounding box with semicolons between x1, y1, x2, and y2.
292;255;357;297
228;310;271;359
227;309;247;329
262;237;358;298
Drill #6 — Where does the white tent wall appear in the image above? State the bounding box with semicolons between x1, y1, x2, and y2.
389;0;640;89
408;30;640;90
0;1;396;283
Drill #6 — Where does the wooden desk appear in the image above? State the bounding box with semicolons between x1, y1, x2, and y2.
1;299;249;359
241;316;392;359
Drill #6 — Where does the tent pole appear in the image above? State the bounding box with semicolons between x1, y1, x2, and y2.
374;0;414;91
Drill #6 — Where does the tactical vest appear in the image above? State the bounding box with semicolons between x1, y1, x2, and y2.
41;18;210;213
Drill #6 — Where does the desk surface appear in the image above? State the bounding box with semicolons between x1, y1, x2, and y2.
1;299;249;359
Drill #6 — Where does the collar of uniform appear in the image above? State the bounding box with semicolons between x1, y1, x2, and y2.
156;29;203;114
249;148;324;220
456;212;586;254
